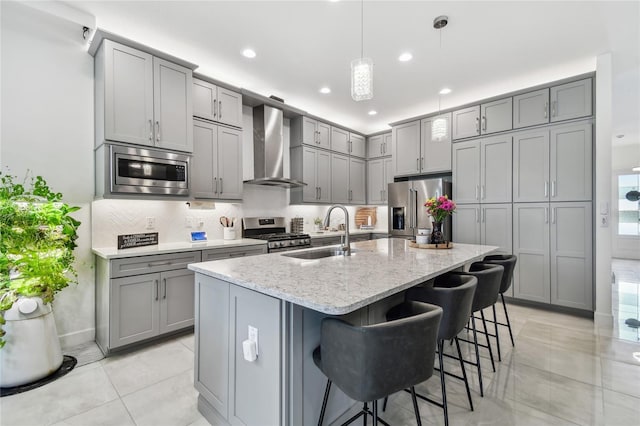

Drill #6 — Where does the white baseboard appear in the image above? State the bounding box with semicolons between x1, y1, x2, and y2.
594;311;614;328
59;328;95;349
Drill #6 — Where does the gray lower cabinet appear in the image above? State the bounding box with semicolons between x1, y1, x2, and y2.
202;245;267;260
96;251;201;353
452;203;512;254
513;202;592;310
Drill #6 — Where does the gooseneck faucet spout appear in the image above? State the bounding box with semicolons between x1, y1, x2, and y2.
323;205;351;256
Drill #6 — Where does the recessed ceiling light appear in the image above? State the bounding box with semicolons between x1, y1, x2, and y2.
242;49;256;59
368;110;377;116
439;87;452;95
319;87;331;94
398;52;413;62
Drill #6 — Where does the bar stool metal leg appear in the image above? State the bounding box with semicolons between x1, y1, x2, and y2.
471;315;484;397
479;310;496;372
437;340;449;426
455;337;474;411
318;379;332;426
492;304;501;361
410;387;422;426
501;293;515;346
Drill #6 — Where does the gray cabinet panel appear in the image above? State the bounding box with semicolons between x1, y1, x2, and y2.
367;134;385;159
192;120;217;198
452;105;480;140
193;79;217;121
110;273;160;348
350;133;366;158
331;127;350;155
195;274;229;419
302;147;318;202
513;130;550;202
228;286;282;426
550;78;592;122
317;121;331;150
383;133;392;156
331;153;350;204
550;202;592;310
217;87;243;128
201;246;266;261
481;98;512;134
482;204;513;254
391;121;421;176
453;204;481;245
302;117;318;146
550;122;592;202
317;150;332;202
513;88;549;128
110;251;202;278
452;140;480;204
349;157;366;204
421;114;452;173
217;126;243;200
160;269;195;333
513;203;551;303
481;135;512;203
367;159;384;204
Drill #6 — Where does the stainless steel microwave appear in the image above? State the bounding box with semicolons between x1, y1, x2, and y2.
108;144;190;196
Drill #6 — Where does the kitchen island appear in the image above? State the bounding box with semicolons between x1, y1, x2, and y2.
188;238;497;426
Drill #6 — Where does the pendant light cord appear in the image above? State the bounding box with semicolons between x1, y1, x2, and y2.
361;0;364;58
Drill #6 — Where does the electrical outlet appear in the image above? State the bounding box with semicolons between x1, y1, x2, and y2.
248;325;259;355
600;215;609;227
146;217;156;229
185;217;194;228
197;217;205;227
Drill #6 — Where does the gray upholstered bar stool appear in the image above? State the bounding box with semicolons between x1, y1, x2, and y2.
313;301;442;426
482;254;518;360
402;274;478;426
449;262;503;397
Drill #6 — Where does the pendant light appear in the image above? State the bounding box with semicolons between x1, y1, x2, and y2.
431;15;449;141
351;0;373;101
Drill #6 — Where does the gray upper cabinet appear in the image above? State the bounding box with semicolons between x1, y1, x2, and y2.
367;134;385;159
193;80;243;128
330;153;350;203
349;157;366;204
513;88;550;128
452;105;480;140
192;120;242;200
391;120;421;176
452;140;480;204
331;127;350;155
367;158;393;204
420;113;452;173
550;78;592;123
513;129;550;203
350;133;366;158
481;98;512;134
290;146;331;203
290;117;331;150
96;40;193;152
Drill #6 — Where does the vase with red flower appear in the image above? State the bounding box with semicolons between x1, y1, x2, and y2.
424;195;457;244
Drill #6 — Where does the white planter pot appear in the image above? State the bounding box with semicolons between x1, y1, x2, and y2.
0;297;63;388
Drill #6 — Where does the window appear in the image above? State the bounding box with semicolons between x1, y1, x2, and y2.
618;173;640;236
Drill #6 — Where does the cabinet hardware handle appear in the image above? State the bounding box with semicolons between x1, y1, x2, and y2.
421;157;424;169
482;116;486;131
544;181;549;198
545;208;549;224
552;101;557;117
544;101;548;118
552;207;556;224
319;187;322;199
551;180;556;197
163;278;167;299
316;187;319;199
154;279;159;301
475;117;480;133
155;121;160;142
213;99;217;118
416;158;420;171
383;189;386;200
380;189;383;200
148;119;153;141
383;142;386;154
220;178;223;194
380;144;383;154
214;177;218;194
229;252;246;258
219;100;222;119
148;261;171;267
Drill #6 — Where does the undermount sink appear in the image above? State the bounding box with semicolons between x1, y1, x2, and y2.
282;247;357;260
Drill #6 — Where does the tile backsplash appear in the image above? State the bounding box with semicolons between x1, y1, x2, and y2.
91;185;388;248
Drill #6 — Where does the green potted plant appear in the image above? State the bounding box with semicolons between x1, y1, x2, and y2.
313;217;323;232
0;171;81;387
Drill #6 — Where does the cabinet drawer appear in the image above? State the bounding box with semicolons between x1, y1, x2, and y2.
202;245;266;261
111;251;202;278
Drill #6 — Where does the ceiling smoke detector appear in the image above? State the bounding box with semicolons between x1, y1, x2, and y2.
433;15;448;29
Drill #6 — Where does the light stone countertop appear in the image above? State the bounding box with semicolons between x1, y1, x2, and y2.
188;238;498;315
92;238;268;260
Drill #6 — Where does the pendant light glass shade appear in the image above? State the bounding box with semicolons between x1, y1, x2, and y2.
432;116;448;141
351;57;373;101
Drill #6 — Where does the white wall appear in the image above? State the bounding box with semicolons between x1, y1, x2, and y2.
0;1;95;347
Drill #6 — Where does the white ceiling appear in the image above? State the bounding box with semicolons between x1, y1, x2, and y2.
68;0;639;141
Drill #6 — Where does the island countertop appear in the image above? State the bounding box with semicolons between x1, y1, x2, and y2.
188;238;498;315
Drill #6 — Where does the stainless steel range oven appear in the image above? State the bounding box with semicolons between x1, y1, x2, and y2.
242;217;311;253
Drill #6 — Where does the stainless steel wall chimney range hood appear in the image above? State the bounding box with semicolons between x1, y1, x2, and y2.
244;104;307;188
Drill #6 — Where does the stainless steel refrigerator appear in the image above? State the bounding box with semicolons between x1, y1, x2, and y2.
388;178;453;238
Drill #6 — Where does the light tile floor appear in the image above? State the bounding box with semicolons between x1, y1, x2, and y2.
2;262;640;426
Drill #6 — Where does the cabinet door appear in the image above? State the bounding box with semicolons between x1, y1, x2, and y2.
481;98;512;134
421;114;452;173
301;117;318;146
217;126;243;200
550;122;592;202
481;135;512;203
452;105;480;140
550;202;592;310
104;40;154;146
481;204;513;254
110;273;160;348
550;78;592;123
331;153;350;203
302;147;318;202
513;203;550;303
391;121;421;176
317;150;332;203
153;57;193;152
513;130;549;202
368;135;385;159
384;158;393;203
331;127;350;154
192;120;217;198
217;87;243;128
350;133;366;158
383;133;392;156
513;88;549;128
317;121;331;150
452;140;480;204
159;269;195;333
367;159;384;204
453;204;481;245
349;157;366;204
193;79;216;121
